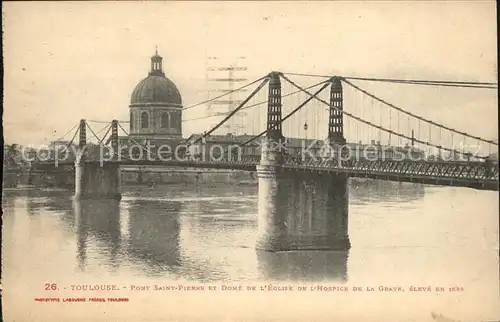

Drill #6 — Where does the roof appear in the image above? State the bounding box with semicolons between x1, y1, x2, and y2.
108;136;183;147
184;133;260;146
130;75;182;106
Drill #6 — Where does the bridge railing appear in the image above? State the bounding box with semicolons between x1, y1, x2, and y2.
31;143;498;184
282;157;499;181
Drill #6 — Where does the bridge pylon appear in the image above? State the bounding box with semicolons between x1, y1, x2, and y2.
260;71;285;166
328;77;346;145
73;119;121;201
111;120;119;157
78;119;87;148
326;77;349;162
255;72;350;252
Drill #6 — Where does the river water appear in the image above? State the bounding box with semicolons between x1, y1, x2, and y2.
2;181;499;322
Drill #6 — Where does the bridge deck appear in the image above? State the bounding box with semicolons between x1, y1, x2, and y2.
33;156;499;191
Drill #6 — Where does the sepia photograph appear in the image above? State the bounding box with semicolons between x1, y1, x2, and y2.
1;1;499;321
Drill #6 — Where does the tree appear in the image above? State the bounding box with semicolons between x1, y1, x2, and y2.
4;144;29;168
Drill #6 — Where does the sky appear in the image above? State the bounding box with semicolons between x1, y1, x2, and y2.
2;1;498;146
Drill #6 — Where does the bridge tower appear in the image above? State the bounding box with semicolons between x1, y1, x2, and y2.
111;120;119;155
328;77;346;144
78;119;86;147
325;77;349;162
256;74;350;252
74;119;122;200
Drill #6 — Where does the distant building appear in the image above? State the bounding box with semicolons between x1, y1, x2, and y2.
184;135;425;162
50;140;75;147
291;139;425;161
184;133;260;160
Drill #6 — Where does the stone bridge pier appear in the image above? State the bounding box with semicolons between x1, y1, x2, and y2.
256;73;350;252
74;162;121;200
256;145;350;251
74;161;122;200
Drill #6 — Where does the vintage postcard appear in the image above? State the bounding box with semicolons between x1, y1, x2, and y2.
1;1;499;321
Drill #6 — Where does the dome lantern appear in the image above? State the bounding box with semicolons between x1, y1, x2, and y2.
130;48;182;106
149;46;165;77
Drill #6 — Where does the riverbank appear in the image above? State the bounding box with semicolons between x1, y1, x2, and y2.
121;167;257;186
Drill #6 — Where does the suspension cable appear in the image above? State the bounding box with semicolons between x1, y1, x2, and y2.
85;122;107;143
182;75;268;111
359;89;363;143
342;79;498;146
98;124;112;145
190;77;270;145
86;120;129;124
379;102;383;143
60;126;80;153
397;109;400;146
182;81;326;123
418;119;421;147
117;122;159;160
343;76;498;88
241;81;330;146
389;106;392;145
280;74;490;160
280;72;498;87
51;122;80;143
96;123;111;136
371;97;374;142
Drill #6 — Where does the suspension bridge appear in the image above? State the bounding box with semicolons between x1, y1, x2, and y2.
33;72;498;190
29;71;498;251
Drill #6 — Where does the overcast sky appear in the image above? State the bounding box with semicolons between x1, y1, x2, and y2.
3;1;498;146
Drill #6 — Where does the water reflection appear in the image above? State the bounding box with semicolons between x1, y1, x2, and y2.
20;189;72;216
257;250;349;283
2;195;17;217
125;199;182;275
350;179;425;204
26;197;43;216
72;200;121;272
4;182;428;282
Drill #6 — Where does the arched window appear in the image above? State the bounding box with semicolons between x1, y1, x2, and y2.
130;113;134;131
160;112;170;128
141;111;149;129
173;111;180;129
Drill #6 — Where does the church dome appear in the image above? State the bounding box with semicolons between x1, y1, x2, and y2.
130;75;182;106
129;50;182;106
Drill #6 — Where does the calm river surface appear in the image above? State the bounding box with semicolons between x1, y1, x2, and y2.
2;181;499;322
